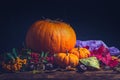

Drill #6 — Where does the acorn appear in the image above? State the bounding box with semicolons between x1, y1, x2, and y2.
36;63;45;71
104;66;111;70
45;63;54;70
29;64;35;71
77;64;87;72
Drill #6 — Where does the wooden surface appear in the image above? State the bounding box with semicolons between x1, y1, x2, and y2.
0;70;120;80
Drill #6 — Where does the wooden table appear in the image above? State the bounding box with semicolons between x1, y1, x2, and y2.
0;70;120;80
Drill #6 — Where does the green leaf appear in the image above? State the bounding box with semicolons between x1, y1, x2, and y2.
27;51;31;55
43;60;47;63
80;57;100;69
6;53;15;60
41;51;44;57
28;56;31;60
26;49;32;55
44;52;49;57
12;48;18;58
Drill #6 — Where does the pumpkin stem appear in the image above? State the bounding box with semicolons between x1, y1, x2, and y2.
45;19;62;23
66;50;69;56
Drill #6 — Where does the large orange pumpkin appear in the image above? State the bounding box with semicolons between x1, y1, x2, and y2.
25;19;76;54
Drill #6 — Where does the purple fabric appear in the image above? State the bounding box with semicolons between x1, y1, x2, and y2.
76;40;108;51
108;47;120;56
76;40;120;56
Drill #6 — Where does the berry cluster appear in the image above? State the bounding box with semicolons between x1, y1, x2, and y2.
29;52;40;64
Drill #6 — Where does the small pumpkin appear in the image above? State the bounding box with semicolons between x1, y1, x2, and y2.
26;19;76;54
69;47;90;59
55;50;79;68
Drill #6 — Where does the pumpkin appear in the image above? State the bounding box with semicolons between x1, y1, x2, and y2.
55;50;79;68
25;19;76;54
69;47;90;59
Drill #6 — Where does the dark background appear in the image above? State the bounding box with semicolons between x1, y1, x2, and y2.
0;0;120;53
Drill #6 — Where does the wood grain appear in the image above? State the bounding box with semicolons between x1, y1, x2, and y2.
0;70;120;80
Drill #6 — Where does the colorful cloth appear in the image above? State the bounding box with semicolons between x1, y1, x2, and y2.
76;40;120;56
108;47;120;56
75;40;108;50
